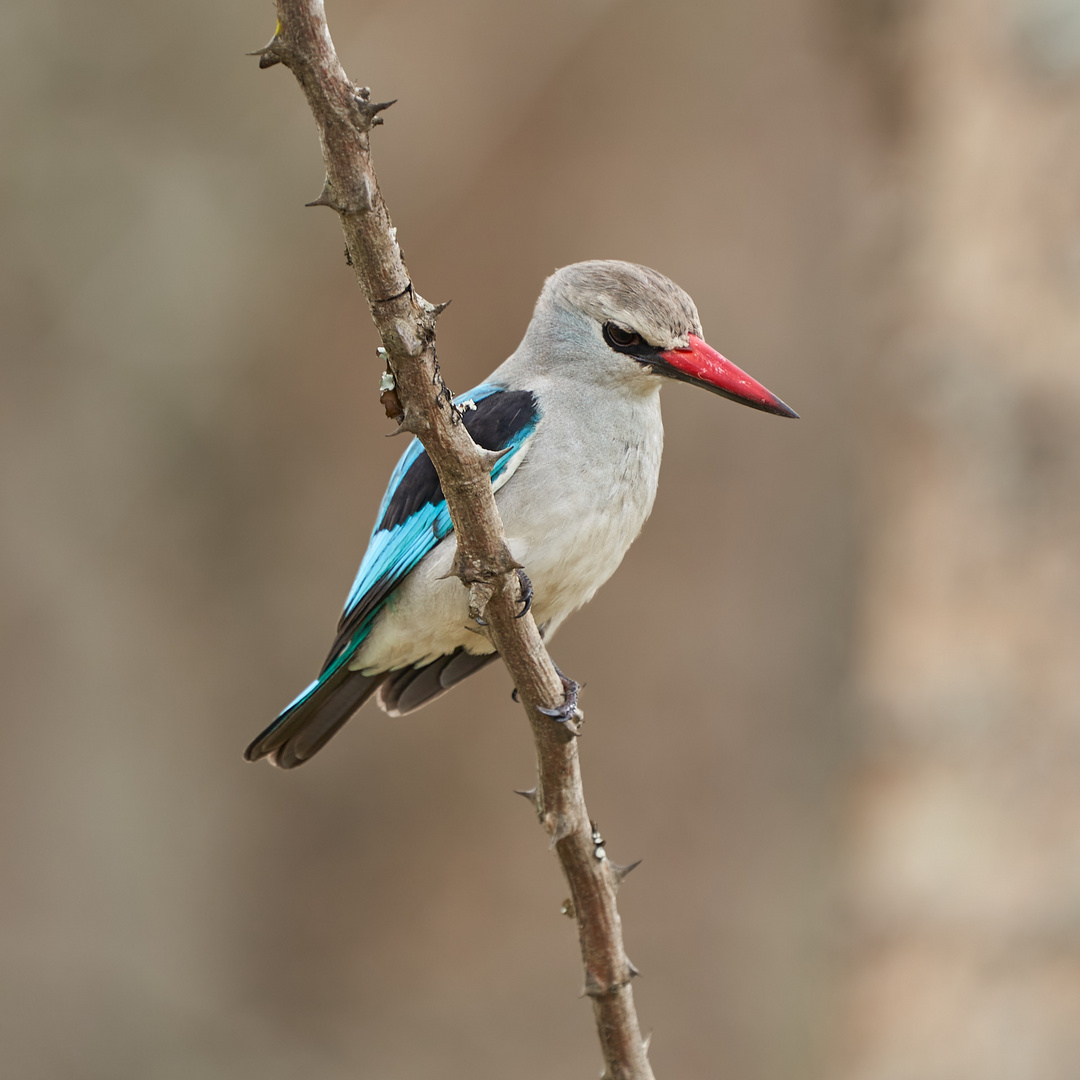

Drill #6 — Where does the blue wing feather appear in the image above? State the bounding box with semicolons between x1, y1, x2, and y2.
341;382;505;615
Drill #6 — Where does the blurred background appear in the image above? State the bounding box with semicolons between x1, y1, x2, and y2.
3;0;1079;1076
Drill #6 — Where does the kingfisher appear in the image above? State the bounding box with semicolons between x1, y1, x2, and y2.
245;260;797;768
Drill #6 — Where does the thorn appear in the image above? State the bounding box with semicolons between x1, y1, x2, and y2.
304;181;346;212
643;1031;652;1056
476;445;513;471
544;811;571;847
611;859;643;885
385;406;416;437
431;299;452;318
248;22;285;68
513;785;537;802
627;958;641;978
511;687;520;703
354;95;397;130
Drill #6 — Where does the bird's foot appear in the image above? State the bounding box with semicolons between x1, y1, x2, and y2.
472;569;532;627
537;667;583;733
515;568;533;619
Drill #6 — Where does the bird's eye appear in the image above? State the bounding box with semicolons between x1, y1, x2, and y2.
603;322;643;350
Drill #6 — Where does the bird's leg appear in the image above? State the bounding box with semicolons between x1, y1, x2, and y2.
511;665;583;733
537;665;583;732
472;569;530;626
515;568;533;619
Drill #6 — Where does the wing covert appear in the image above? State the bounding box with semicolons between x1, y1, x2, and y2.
322;385;539;672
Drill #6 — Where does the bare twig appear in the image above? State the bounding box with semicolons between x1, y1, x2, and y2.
255;4;654;1076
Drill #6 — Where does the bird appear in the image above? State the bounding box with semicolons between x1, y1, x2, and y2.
245;260;797;768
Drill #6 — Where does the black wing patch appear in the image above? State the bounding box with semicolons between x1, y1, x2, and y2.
380;389;539;530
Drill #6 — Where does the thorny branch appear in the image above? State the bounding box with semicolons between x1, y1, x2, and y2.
254;4;655;1076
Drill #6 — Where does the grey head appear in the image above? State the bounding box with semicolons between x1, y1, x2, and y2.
542;260;702;350
518;258;798;417
512;259;702;395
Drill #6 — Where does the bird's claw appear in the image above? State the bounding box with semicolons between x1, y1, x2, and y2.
536;669;583;732
512;668;583;732
515;568;533;619
473;569;530;627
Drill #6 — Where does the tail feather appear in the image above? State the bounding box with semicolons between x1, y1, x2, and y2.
246;647;499;768
245;664;386;769
378;647;499;717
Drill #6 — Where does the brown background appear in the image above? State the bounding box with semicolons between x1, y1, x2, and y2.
3;1;1079;1077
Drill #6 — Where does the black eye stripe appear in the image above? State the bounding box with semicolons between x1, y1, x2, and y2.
602;321;663;359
